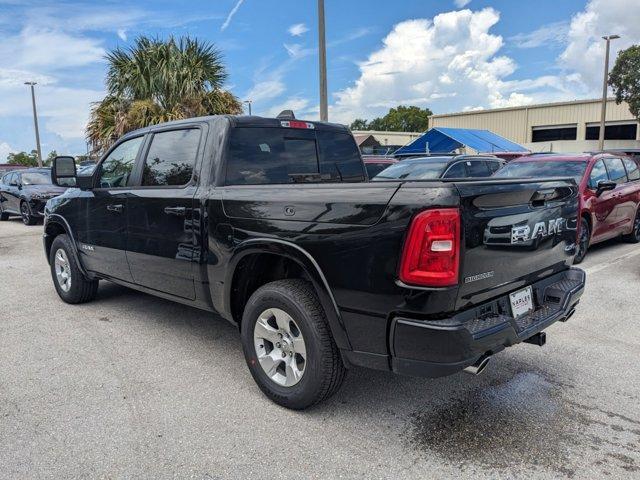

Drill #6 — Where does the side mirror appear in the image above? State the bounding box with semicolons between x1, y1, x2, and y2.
596;180;616;196
52;156;79;187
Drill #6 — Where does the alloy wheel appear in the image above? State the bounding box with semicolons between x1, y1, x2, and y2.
634;212;640;241
253;308;307;387
20;203;30;225
54;248;72;292
576;220;589;263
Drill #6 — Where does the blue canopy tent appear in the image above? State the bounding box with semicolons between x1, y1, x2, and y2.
394;127;528;155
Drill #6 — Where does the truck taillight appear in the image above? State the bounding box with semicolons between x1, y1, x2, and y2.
399;208;460;287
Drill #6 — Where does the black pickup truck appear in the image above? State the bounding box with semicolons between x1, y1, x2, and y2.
45;115;585;409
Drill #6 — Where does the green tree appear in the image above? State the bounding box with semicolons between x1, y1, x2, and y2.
349;118;369;130
350;105;432;132
6;150;38;166
44;150;58;166
609;45;640;121
87;36;243;153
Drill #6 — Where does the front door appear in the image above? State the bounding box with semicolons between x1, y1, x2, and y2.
125;127;203;300
75;135;145;281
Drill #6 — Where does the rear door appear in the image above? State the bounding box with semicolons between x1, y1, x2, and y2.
125;126;204;300
455;178;579;307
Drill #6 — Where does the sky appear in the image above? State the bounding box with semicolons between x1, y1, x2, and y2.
1;0;639;161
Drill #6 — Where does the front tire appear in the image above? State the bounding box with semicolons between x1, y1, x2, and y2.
20;201;37;226
49;234;99;304
240;279;346;410
622;209;640;243
574;217;590;264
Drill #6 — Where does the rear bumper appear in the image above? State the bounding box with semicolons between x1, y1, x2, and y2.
387;267;585;378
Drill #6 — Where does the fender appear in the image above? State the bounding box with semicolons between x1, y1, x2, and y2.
44;214;93;279
224;238;352;351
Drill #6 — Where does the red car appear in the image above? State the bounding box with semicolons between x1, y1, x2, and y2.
362;155;397;178
495;153;640;262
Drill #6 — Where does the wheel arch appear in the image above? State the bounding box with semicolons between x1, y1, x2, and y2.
43;215;90;278
225;239;351;350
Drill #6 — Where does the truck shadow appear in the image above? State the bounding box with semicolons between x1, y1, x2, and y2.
90;281;640;478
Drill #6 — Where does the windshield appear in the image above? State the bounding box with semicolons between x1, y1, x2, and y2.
494;161;587;183
21;172;52;185
372;161;448;180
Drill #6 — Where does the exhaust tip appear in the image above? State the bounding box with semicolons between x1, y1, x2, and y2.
463;354;491;376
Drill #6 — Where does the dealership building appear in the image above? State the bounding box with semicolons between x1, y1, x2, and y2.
429;98;639;153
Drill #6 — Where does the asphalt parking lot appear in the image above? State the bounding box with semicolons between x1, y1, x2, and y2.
1;218;639;479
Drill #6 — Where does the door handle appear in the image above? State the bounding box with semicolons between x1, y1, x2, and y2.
106;204;124;213
164;206;186;216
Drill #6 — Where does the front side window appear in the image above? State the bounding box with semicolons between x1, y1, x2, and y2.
603;158;627;184
623;157;640;181
142;129;200;187
98;136;144;188
486;161;502;173
589;160;609;189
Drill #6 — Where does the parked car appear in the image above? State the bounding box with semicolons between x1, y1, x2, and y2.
362;155;397;178
0;164;28;175
372;155;505;180
494;153;640;262
0;168;68;225
45;115;584;409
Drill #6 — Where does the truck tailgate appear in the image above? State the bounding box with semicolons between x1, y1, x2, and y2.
454;178;579;309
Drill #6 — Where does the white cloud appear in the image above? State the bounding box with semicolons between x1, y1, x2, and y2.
0;142;15;162
221;0;244;31
245;80;286;103
558;0;640;93
454;0;471;7
510;21;569;48
117;28;127;41
0;27;105;70
264;97;312;118
283;43;314;59
288;23;309;37
332;8;542;122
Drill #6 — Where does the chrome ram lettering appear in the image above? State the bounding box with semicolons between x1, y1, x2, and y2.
511;218;565;244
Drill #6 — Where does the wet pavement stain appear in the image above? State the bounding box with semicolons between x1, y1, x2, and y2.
404;368;640;477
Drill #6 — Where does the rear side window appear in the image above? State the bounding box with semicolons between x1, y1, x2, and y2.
465;161;491;177
623;158;640;181
142;129;200;186
225;127;364;185
443;162;466;178
589;160;609;189
603;158;627;184
365;162;393;178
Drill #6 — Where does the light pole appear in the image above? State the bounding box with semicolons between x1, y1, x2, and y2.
317;0;328;122
24;82;43;167
243;100;252;116
598;35;620;151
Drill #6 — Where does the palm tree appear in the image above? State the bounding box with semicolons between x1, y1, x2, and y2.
87;36;242;153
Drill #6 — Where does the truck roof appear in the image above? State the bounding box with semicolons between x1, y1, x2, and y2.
121;115;350;139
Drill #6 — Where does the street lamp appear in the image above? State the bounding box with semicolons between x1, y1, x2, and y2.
24;81;43;168
243;100;252;116
317;0;328;121
598;34;620;151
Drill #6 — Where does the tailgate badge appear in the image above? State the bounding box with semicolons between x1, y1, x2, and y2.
511;218;565;244
465;271;495;284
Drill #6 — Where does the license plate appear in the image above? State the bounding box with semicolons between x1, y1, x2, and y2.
509;286;534;319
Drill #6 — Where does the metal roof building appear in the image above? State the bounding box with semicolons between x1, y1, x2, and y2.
429;98;639;153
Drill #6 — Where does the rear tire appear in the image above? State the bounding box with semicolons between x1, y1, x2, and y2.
0;210;8;221
622;209;640;244
20;201;37;226
574;217;590;264
240;279;346;410
49;234;99;304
